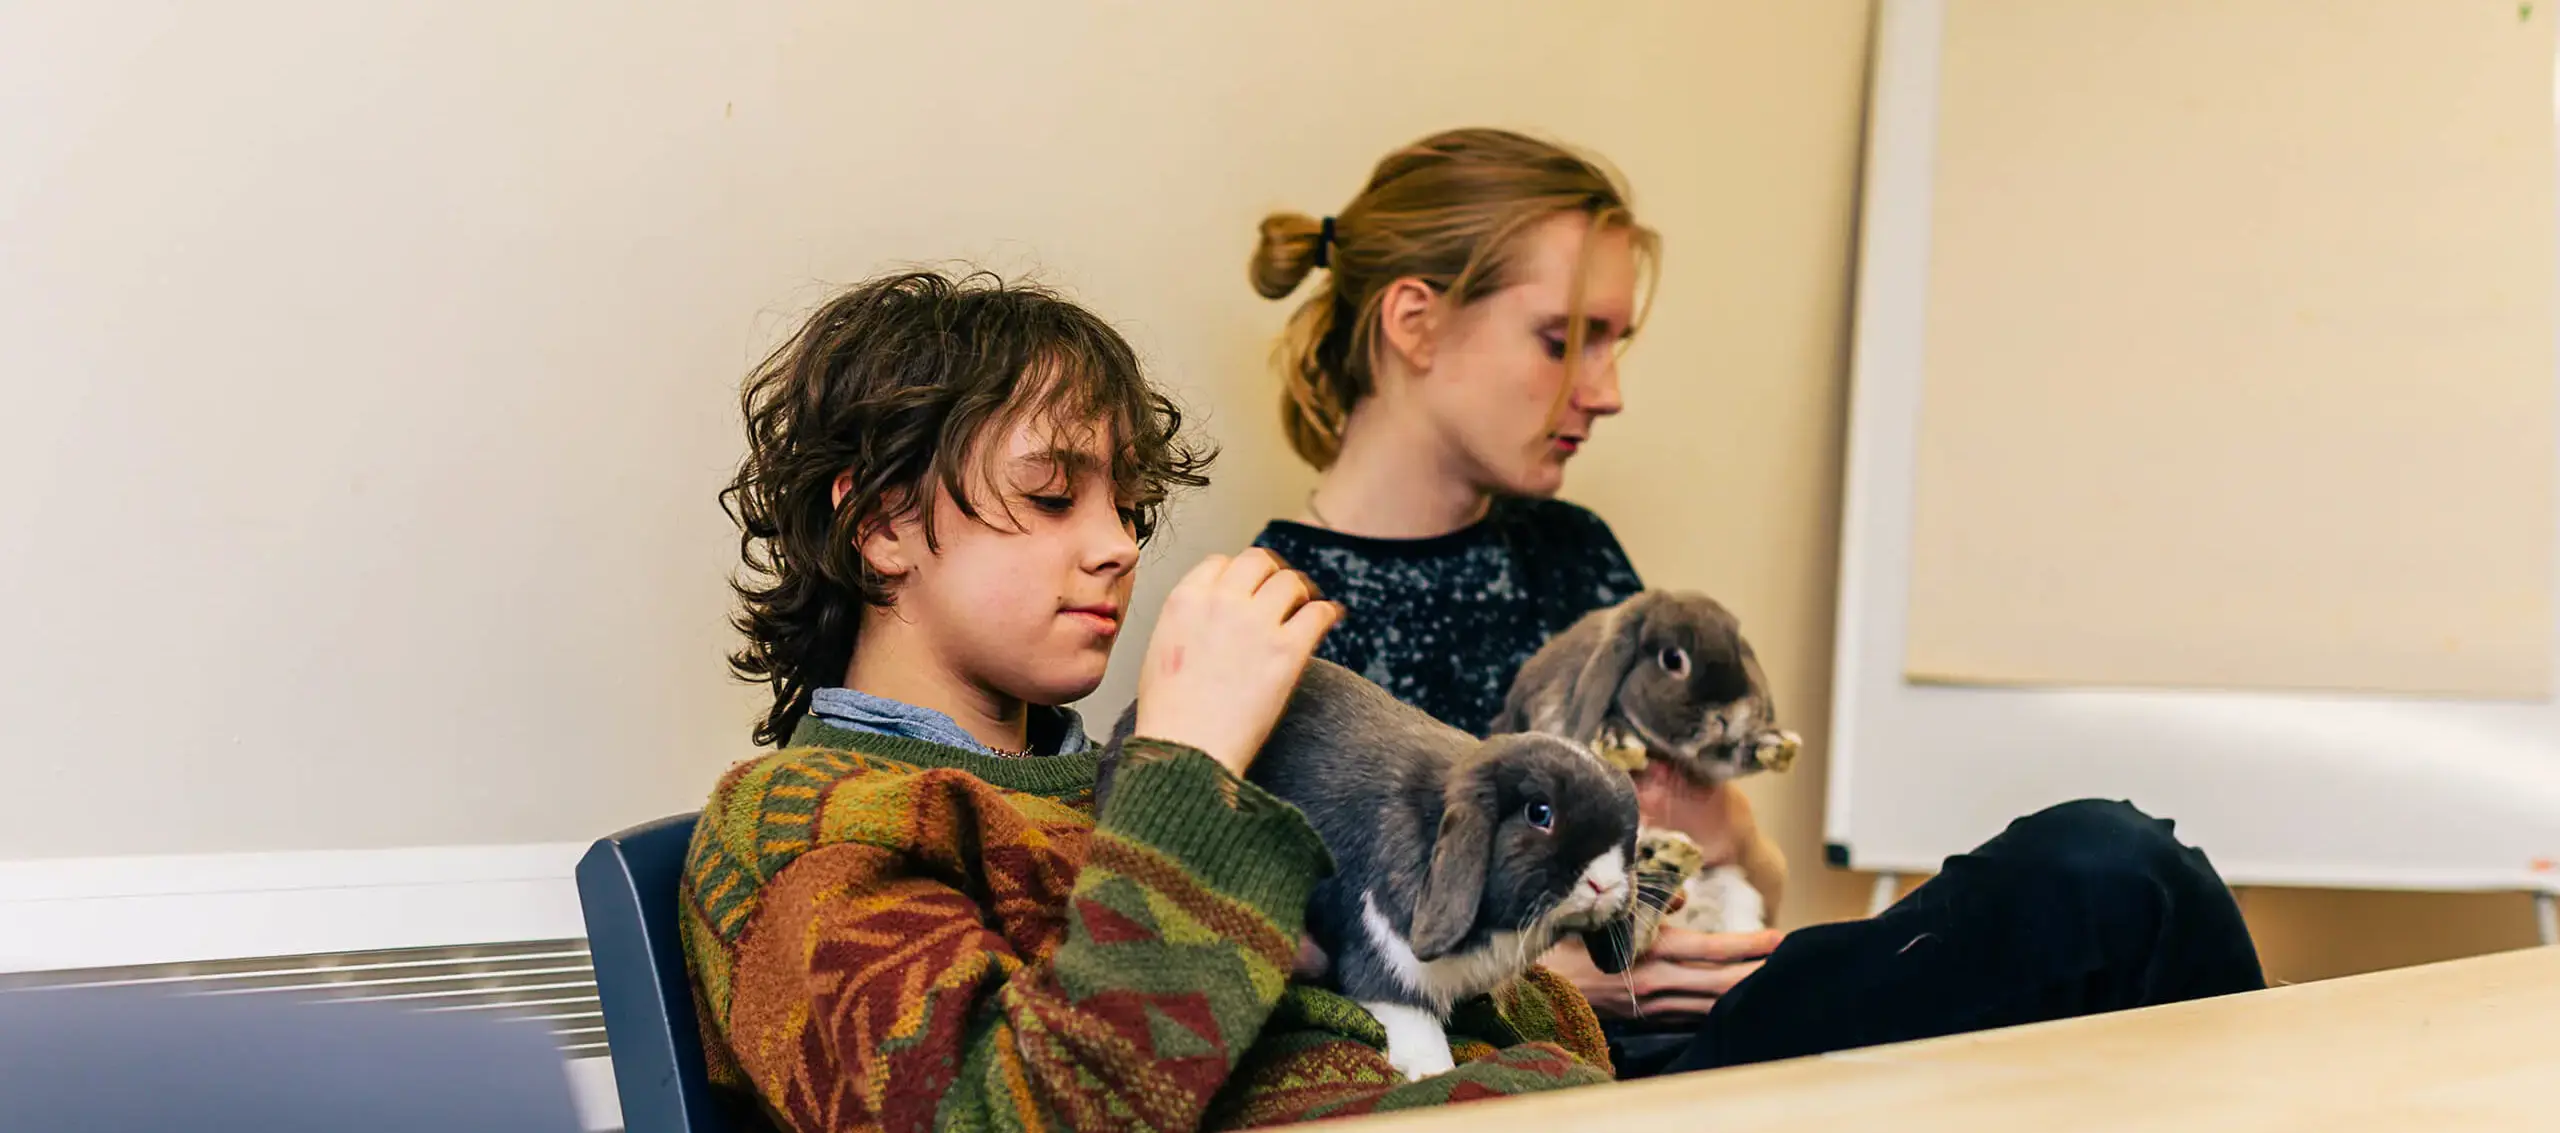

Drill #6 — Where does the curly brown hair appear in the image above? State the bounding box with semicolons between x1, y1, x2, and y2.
721;270;1213;746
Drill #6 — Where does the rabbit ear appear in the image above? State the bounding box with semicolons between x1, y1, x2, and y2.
1409;766;1498;961
1560;593;1657;741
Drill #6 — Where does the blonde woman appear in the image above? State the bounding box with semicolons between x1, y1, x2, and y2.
1247;128;2265;1077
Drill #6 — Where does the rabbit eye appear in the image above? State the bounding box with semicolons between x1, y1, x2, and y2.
1658;647;1690;677
1523;801;1555;832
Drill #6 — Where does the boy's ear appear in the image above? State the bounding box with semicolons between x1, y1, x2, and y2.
1378;277;1441;374
835;470;914;581
856;520;910;580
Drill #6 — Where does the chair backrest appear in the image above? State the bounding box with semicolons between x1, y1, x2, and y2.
578;813;735;1133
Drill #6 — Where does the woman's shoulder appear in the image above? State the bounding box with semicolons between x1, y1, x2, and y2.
1487;495;1622;546
1250;498;1642;609
1247;518;1479;596
1248;497;1625;561
1247;518;1321;560
1489;497;1640;581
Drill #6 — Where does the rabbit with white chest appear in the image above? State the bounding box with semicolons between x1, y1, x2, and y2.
1494;590;1796;940
1103;657;1641;1081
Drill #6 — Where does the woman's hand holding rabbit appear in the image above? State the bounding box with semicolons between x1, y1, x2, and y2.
1634;758;1741;858
1543;926;1781;1022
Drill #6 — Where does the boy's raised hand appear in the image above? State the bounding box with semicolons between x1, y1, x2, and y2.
1134;548;1339;779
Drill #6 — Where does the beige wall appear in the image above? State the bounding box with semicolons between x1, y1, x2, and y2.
0;0;1875;859
0;0;2530;981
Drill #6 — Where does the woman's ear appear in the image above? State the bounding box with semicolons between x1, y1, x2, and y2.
1377;277;1442;375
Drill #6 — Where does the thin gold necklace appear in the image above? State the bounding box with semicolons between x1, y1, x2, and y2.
1305;490;1491;534
1304;489;1335;530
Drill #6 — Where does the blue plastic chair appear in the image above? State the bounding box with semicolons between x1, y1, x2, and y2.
579;813;745;1133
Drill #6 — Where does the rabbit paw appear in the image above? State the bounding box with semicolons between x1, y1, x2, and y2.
1635;826;1708;885
1590;726;1649;773
1620;828;1707;958
1364;1001;1456;1081
1747;729;1801;773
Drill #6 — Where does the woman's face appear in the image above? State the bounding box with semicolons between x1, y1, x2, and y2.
1416;212;1639;499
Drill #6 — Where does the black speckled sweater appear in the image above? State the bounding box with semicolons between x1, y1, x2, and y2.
1253;497;1645;736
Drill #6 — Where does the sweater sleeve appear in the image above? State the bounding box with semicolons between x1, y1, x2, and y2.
712;741;1331;1133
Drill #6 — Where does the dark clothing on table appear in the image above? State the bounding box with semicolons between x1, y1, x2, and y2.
1609;798;2266;1077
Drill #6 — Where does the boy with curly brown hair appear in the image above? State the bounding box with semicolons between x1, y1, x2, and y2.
680;270;1616;1133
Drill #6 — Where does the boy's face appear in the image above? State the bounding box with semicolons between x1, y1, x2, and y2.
869;411;1141;708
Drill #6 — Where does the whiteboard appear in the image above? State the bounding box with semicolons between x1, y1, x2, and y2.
1823;0;2560;895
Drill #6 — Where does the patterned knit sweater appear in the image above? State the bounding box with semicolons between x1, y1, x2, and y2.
680;719;1615;1132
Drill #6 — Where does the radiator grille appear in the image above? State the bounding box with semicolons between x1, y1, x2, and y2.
0;937;608;1059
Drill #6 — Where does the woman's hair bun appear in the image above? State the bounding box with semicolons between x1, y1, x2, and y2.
1249;211;1325;299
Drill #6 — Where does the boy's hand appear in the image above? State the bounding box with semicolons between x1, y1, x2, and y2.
1134;549;1339;779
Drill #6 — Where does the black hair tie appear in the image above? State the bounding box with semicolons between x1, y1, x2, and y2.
1313;216;1336;270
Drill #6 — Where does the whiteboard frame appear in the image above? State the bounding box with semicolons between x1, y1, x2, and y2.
1822;0;2560;896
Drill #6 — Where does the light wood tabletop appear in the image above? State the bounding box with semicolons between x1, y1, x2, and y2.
1341;946;2560;1132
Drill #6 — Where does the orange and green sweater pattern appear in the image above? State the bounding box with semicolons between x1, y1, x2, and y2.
679;719;1614;1132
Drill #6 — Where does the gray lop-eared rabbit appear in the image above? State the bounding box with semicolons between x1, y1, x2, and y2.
1101;657;1641;1081
1492;590;1799;938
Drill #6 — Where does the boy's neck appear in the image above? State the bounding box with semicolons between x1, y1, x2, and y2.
843;623;1031;754
1305;397;1491;538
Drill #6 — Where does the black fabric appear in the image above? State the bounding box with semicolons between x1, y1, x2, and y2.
1252;497;1644;737
1604;799;2267;1077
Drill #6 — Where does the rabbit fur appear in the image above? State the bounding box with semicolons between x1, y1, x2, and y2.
1101;657;1642;1080
1493;590;1795;939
